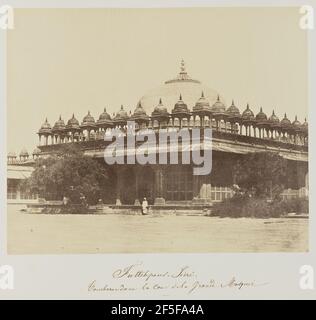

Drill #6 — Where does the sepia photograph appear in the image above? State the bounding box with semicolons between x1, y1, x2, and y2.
6;6;309;256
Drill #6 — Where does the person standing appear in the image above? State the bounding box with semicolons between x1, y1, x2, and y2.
142;197;149;215
62;195;68;206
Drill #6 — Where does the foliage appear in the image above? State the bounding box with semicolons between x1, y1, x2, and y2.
233;152;288;199
212;195;308;218
41;204;90;214
272;198;309;215
23;144;110;205
214;152;308;218
212;194;271;218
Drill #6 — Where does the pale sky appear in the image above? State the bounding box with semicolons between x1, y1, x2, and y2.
7;7;308;154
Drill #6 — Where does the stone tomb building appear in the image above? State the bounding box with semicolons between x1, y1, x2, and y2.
33;61;308;207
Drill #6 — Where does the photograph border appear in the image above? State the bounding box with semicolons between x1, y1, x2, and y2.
0;0;315;300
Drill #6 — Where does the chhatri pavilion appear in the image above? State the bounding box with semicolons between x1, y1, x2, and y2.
9;61;308;207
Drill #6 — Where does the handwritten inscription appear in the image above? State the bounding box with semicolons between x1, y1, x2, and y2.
88;263;268;295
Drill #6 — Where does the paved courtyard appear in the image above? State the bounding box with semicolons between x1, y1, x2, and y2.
7;205;308;254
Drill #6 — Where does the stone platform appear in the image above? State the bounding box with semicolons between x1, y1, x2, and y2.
26;203;212;215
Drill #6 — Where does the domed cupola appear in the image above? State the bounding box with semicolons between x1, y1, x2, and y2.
302;118;308;127
255;107;269;128
301;118;308;131
99;108;111;121
269;110;279;123
138;61;223;115
115;105;128;119
81;111;96;129
19;148;29;160
226;100;241;119
82;111;95;125
7;151;17;163
211;95;226;114
255;107;267;122
151;98;169;118
193;91;211;115
32;147;41;156
66;114;80;130
114;105;129;125
292;116;301;131
172;94;190;117
301;118;308;137
97;108;113;128
268;110;280;129
280;113;291;128
38;118;52;134
7;151;16;158
242;103;255;122
52;115;66;133
130;102;149;123
132;102;148;117
32;148;41;158
292;115;301;126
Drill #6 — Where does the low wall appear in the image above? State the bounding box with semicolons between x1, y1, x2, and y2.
26;203;212;215
7;199;39;205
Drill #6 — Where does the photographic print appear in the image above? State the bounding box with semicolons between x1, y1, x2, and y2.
6;6;309;254
1;1;315;301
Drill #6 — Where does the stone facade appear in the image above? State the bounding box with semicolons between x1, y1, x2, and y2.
9;61;309;207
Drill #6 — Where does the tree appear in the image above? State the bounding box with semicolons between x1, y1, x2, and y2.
233;151;288;199
24;144;111;204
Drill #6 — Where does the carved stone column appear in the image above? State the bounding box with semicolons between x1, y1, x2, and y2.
154;166;165;205
115;166;124;205
193;174;200;199
134;166;141;205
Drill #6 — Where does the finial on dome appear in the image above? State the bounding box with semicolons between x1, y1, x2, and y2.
180;59;186;73
165;59;200;84
179;93;182;100
272;110;275;115
104;107;106;112
59;115;62;120
217;95;220;102
260;107;263;112
295;115;298;120
120;105;124;110
159;98;162;104
201;91;204;98
232;100;235;106
246;103;250;109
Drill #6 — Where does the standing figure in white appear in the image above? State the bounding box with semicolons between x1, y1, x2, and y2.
142;197;149;215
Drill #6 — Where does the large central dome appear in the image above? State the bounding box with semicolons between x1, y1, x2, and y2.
138;60;225;113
